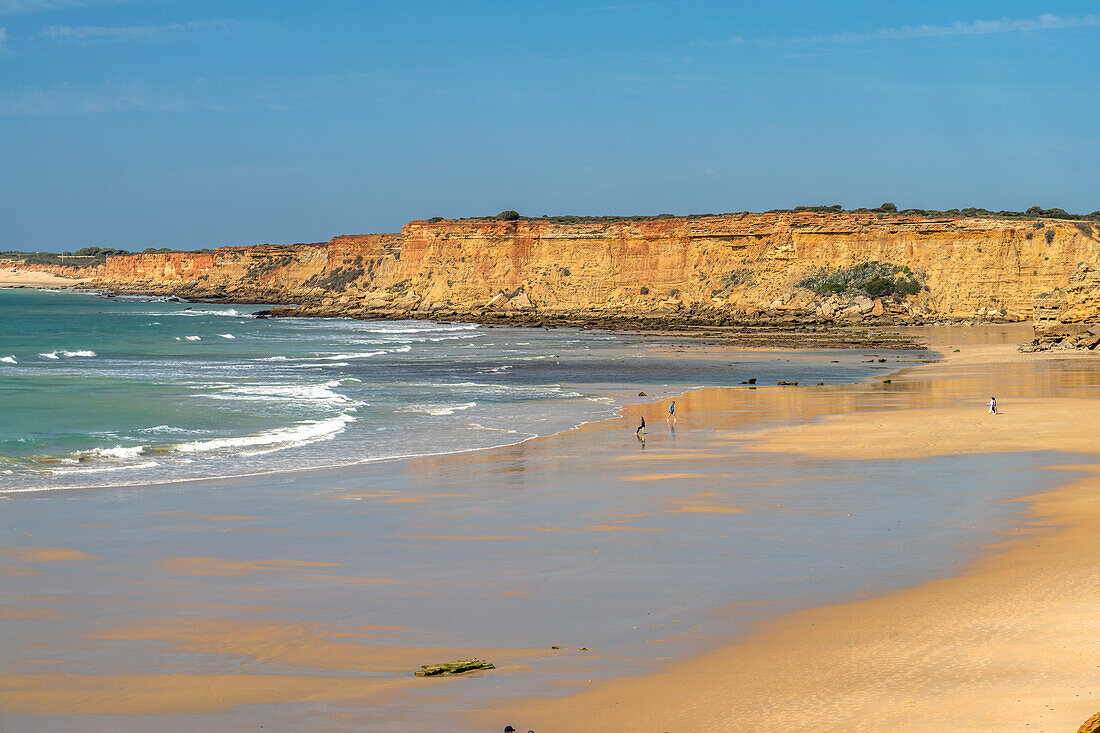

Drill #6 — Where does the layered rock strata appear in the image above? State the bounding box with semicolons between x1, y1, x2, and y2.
12;213;1100;342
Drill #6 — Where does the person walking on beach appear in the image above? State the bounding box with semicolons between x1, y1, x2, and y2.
636;416;646;441
667;400;676;422
988;396;997;415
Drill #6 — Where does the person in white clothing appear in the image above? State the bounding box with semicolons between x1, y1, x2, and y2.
988;396;997;415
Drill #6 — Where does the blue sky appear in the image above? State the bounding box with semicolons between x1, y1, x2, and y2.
1;1;1098;251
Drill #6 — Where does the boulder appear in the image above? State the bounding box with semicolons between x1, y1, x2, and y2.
871;299;884;317
485;293;508;309
1077;711;1100;733
855;295;874;313
510;291;533;309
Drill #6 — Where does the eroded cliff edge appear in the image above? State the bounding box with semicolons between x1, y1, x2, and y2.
14;212;1100;343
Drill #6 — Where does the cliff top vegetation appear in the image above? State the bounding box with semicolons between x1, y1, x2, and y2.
425;204;1100;226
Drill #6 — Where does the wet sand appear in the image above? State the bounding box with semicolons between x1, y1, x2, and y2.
488;333;1100;732
3;327;1099;731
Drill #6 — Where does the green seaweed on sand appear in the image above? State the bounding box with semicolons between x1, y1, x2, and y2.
414;658;495;677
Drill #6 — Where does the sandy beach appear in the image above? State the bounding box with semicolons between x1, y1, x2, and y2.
488;334;1100;732
0;268;89;288
3;326;1099;732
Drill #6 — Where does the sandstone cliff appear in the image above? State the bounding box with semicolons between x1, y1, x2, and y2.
77;213;1100;334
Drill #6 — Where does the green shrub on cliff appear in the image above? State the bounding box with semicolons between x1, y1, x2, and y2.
496;210;521;221
308;265;364;292
247;255;294;279
798;262;921;300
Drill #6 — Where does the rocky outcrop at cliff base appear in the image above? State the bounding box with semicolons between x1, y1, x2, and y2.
15;212;1100;339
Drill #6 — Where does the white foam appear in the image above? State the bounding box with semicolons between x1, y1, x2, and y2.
62;350;96;357
175;308;246;317
401;401;477;416
185;336;202;341
84;445;146;459
139;424;202;435
466;422;520;434
50;460;160;475
219;333;236;339
323;350;386;360
0;356;15;364
210;379;356;407
40;352;60;359
173;414;355;454
259;355;289;361
365;322;478;333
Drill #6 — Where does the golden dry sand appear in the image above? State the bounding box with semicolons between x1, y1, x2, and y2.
486;340;1100;732
0;269;89;288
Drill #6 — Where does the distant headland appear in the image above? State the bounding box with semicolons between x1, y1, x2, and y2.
4;205;1100;350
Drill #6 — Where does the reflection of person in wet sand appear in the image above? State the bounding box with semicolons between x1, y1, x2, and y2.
636;416;646;441
988;396;997;415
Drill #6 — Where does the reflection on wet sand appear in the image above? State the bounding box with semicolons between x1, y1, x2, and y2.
0;547;97;563
2;326;1096;732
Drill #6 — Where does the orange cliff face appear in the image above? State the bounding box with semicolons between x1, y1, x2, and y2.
81;213;1100;328
92;251;217;282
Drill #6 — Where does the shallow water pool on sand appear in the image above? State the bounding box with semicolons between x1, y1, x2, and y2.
0;362;1086;732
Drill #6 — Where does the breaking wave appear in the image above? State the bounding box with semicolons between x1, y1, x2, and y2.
172;414;355;455
80;445;146;460
40;350;96;359
400;402;477;416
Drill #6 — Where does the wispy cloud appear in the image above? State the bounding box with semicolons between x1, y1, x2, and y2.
1;0;100;13
798;13;1100;43
42;19;227;42
0;78;298;116
0;80;189;115
578;1;685;12
698;13;1100;47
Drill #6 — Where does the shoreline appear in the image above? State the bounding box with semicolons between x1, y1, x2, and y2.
484;335;1100;732
0;287;938;496
1;343;917;495
6;311;1089;731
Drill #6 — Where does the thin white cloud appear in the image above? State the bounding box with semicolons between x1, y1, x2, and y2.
0;80;188;115
0;78;296;116
1;0;92;13
579;1;676;11
697;13;1100;48
797;13;1100;43
42;19;227;42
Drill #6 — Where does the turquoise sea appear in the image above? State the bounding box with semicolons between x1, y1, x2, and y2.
0;288;900;493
